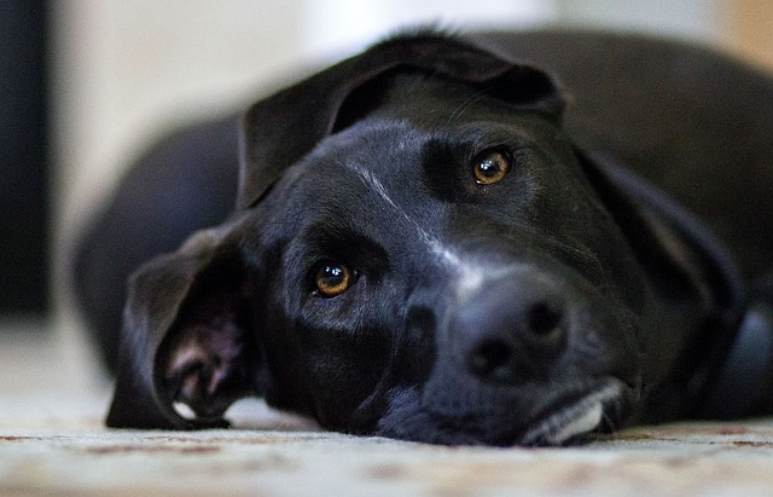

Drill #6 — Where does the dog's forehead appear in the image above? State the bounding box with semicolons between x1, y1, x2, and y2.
269;68;565;213
284;120;434;206
287;115;547;193
266;111;567;237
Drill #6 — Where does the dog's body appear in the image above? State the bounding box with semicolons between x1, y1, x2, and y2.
74;30;773;445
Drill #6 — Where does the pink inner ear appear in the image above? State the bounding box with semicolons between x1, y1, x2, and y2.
163;317;245;418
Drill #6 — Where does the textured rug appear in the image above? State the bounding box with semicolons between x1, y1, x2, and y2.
4;326;773;497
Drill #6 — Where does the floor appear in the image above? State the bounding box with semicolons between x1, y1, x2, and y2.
4;322;773;497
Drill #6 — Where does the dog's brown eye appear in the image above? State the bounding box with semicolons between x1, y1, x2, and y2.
315;262;352;297
473;150;511;185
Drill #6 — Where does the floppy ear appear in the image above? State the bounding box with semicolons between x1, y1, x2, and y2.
575;148;746;408
237;33;565;209
106;216;259;429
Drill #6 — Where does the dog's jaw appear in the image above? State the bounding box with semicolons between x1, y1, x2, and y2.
521;380;622;445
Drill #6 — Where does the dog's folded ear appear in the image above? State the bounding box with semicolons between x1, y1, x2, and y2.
575;148;745;401
238;32;564;209
106;216;259;429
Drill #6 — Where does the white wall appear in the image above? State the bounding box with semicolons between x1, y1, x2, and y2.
52;0;309;378
557;0;726;42
299;0;556;59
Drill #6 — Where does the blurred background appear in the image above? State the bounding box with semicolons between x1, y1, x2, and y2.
2;0;772;394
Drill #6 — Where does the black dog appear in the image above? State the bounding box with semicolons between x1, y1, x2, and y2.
74;30;773;445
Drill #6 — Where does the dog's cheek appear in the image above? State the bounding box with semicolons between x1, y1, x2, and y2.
565;290;645;404
530;151;652;311
295;323;394;429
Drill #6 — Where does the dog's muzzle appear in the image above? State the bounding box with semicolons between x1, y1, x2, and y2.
452;271;570;384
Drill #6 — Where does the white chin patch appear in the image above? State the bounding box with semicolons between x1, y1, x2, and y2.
545;402;603;445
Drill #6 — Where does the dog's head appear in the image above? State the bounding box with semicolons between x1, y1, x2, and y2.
107;33;741;445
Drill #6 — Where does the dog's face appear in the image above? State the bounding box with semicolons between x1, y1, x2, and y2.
107;34;737;445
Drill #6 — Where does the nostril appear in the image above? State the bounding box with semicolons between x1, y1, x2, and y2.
527;301;563;336
468;339;513;378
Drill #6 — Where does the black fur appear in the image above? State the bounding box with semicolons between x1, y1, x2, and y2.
73;30;773;446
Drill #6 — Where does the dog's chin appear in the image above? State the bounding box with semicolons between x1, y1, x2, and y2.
375;378;632;447
516;380;627;446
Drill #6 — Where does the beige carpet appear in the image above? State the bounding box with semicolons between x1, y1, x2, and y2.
4;324;773;497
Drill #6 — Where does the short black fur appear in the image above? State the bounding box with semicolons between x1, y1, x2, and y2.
74;30;773;446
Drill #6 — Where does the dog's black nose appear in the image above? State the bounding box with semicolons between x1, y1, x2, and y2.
455;275;568;383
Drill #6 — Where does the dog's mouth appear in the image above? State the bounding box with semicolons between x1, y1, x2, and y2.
467;378;628;447
389;377;631;447
518;379;624;446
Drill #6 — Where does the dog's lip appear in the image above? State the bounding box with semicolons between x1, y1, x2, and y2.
412;377;630;446
518;379;624;446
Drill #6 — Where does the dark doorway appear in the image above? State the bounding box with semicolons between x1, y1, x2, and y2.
0;1;49;316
